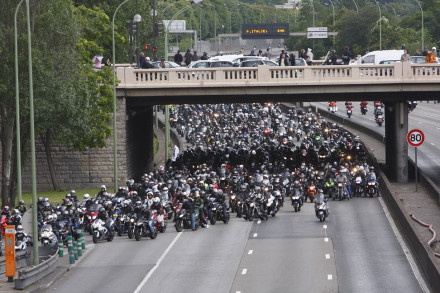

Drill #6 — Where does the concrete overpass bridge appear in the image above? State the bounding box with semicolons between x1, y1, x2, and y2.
114;62;440;183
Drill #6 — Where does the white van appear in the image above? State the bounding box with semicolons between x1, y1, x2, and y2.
209;54;268;66
350;50;404;65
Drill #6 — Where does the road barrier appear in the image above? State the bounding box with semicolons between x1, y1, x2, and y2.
14;246;59;290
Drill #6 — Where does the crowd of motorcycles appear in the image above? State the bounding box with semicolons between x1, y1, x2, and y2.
1;102;382;251
329;100;418;127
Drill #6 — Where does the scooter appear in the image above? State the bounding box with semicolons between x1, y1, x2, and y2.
315;200;329;222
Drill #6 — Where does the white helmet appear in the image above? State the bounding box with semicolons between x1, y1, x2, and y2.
84;194;90;200
153;197;160;203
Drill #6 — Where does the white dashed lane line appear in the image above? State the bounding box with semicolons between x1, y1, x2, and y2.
328;274;333;280
253;233;258;238
326;254;330;259
324;237;329;242
241;269;247;275
248;250;253;255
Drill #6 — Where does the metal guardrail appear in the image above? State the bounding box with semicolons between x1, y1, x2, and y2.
15;246;59;290
0;249;31;274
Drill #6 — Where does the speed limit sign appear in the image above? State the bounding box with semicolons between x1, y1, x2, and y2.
407;129;425;147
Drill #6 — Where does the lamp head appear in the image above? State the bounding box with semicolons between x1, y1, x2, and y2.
133;14;142;23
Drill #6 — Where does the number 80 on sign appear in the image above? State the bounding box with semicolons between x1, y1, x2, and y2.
407;129;425;147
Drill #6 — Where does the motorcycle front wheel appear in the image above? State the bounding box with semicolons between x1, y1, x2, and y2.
134;227;142;241
150;229;158;239
128;227;134;239
107;233;114;242
92;231;99;243
175;219;183;232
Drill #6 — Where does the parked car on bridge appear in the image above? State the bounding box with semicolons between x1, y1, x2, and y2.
152;61;182;68
187;60;234;68
238;59;279;67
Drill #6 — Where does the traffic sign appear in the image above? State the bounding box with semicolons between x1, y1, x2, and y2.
407;129;425;147
307;32;328;39
307;27;328;32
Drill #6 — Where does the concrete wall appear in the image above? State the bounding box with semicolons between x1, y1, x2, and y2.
17;97;127;192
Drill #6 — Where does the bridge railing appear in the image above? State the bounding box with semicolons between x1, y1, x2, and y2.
116;62;440;88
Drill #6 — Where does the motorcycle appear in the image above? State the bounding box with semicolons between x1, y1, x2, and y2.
336;182;347;201
376;114;384;126
346;105;353;118
134;214;158;240
361;105;368;115
315;200;329;222
152;209;167;233
91;218;114;243
174;202;202;231
295;128;302;141
290;190;303;212
307;185;317;203
353;176;363;197
365;179;379;197
85;203;100;235
40;224;58;246
266;196;278;217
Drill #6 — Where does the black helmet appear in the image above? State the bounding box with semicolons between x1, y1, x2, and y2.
98;207;105;213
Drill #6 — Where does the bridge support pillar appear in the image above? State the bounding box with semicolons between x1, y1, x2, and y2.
384;102;408;183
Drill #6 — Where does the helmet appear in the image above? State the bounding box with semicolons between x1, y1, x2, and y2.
38;197;43;202
100;185;106;190
70;190;76;195
44;198;49;203
369;166;375;171
63;198;71;205
98;207;105;213
19;200;25;205
147;191;153;197
162;186;168;192
17;225;23;232
153;197;160;203
84;194;90;200
3;206;10;212
47;214;54;221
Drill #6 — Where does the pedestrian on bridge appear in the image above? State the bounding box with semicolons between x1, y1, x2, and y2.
184;49;192;66
174;50;183;66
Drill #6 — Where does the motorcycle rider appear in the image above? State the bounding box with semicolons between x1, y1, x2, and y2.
1;205;12;218
334;168;349;200
366;166;380;196
193;191;208;227
181;194;196;231
314;189;329;214
16;200;27;214
15;225;33;249
97;207;113;236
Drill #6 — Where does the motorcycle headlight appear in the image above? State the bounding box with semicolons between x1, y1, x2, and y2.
250;203;254;207
212;208;216;211
267;202;272;207
231;195;236;200
130;218;135;223
92;216;96;220
291;196;299;200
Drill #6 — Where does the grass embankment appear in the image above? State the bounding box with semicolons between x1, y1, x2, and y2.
16;136;159;207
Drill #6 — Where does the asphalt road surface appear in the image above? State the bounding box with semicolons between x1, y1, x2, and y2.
49;199;424;293
313;101;440;188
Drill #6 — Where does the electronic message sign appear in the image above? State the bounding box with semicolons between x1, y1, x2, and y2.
242;23;289;39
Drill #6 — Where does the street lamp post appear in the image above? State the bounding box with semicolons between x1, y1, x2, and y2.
24;0;39;266
352;0;359;14
14;0;25;203
375;1;382;50
414;0;424;50
112;0;133;193
164;0;202;160
329;0;335;45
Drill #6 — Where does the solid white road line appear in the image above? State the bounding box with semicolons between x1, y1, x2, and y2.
325;254;330;259
133;232;183;293
378;197;430;293
323;224;327;229
248;250;253;255
328;274;333;280
241;269;247;275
